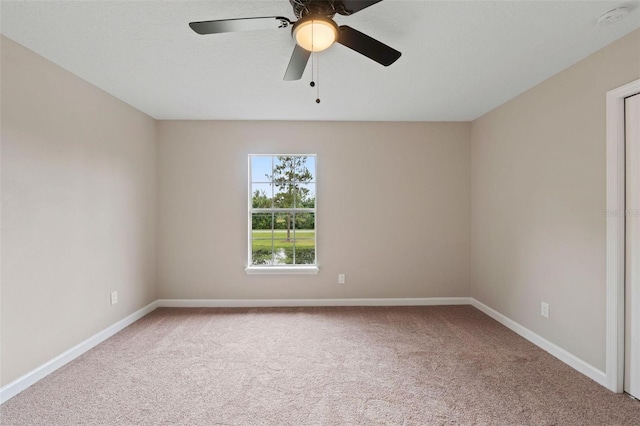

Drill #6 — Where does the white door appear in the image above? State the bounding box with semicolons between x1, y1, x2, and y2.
625;92;640;398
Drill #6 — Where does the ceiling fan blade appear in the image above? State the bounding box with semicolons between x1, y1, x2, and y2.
284;44;311;81
189;17;291;35
340;0;384;15
337;25;401;66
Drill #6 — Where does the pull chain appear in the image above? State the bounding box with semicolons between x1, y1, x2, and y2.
315;53;320;104
309;53;321;104
308;20;320;104
310;20;315;88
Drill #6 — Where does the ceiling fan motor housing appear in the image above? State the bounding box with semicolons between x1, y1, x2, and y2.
289;0;345;19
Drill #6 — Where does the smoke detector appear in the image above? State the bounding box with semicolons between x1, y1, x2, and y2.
597;6;630;26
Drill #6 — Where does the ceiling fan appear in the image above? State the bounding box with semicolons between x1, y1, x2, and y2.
189;0;401;81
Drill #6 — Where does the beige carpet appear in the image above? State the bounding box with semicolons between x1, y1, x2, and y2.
1;306;639;425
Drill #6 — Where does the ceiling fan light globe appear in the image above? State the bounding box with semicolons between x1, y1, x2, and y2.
293;18;338;52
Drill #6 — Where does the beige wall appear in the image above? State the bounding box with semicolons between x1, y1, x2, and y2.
157;121;471;300
3;24;638;392
1;36;157;386
471;29;640;371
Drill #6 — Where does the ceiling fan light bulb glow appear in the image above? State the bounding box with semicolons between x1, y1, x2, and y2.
293;19;338;52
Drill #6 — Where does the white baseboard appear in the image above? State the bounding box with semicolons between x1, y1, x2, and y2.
0;300;159;404
470;299;607;387
156;297;474;308
0;296;609;405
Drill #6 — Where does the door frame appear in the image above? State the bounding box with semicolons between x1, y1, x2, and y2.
606;78;640;393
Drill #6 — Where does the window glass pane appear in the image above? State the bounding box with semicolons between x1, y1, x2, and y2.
295;156;315;183
293;157;314;208
273;156;290;183
272;156;296;209
252;212;273;232
273;247;293;265
251;156;273;183
294;245;315;265
252;241;273;265
297;183;315;208
293;213;315;265
274;190;294;209
274;212;290;230
273;156;288;171
309;156;316;183
252;213;273;265
272;226;294;265
294;212;315;231
251;183;273;208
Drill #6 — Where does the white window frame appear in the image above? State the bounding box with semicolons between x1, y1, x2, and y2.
245;154;319;275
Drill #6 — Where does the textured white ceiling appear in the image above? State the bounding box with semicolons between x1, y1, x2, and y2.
1;1;639;121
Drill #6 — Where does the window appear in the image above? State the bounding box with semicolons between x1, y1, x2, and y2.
247;155;317;273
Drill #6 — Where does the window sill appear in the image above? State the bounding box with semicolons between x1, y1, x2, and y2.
245;266;319;275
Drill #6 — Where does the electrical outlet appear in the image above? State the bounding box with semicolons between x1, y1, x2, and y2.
111;291;118;305
338;274;345;284
541;302;549;318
